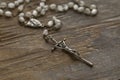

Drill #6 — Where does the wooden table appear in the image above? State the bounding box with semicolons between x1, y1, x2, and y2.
0;0;120;80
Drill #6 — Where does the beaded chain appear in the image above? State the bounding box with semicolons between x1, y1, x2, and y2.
0;0;98;67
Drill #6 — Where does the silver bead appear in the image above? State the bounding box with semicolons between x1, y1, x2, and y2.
73;4;79;11
49;4;57;10
90;4;97;9
18;5;24;12
84;8;91;15
68;2;74;8
91;9;98;16
18;16;25;23
0;2;7;9
43;29;48;36
57;5;64;12
26;18;43;28
32;10;38;17
8;2;15;9
4;11;13;17
0;9;4;16
25;11;32;18
77;6;85;13
47;20;54;27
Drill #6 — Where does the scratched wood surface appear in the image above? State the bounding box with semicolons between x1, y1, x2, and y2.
0;0;120;80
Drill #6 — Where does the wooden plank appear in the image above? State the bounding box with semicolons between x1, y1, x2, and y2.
0;0;120;80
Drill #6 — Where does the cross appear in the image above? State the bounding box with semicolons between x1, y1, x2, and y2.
43;35;94;67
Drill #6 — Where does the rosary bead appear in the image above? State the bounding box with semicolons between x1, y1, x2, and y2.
84;8;91;15
19;16;25;23
40;2;45;7
25;11;32;18
91;9;98;16
49;4;57;10
25;0;31;3
43;5;49;11
0;2;7;9
73;4;79;11
19;12;25;17
77;6;85;13
53;16;62;30
53;16;60;23
63;4;69;11
79;1;85;7
4;11;13;17
32;10;38;17
18;5;24;12
47;20;54;27
36;6;42;12
40;9;46;15
14;1;20;6
0;9;4;16
17;0;24;4
8;2;15;9
57;5;64;12
43;29;48;36
90;4;97;9
54;22;62;30
68;2;74;8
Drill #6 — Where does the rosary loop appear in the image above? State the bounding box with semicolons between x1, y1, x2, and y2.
0;0;98;67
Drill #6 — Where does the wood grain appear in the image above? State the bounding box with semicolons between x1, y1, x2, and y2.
0;0;120;80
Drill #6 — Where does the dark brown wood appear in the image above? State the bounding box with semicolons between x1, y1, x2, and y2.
0;0;120;80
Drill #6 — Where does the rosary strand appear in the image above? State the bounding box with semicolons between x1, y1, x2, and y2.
0;0;98;67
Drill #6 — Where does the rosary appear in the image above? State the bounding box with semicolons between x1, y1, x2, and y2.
0;0;98;67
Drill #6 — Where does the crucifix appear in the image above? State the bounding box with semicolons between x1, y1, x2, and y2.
43;34;94;67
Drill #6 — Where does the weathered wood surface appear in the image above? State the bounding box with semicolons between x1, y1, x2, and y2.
0;0;120;80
